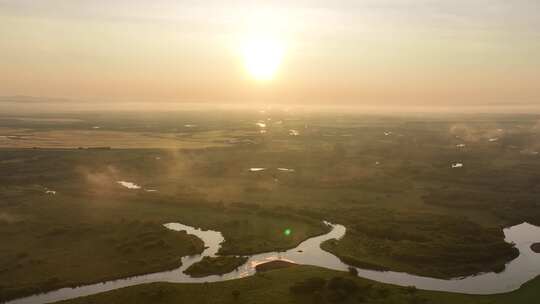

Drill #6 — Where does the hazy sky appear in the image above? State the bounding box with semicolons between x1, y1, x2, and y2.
1;0;539;106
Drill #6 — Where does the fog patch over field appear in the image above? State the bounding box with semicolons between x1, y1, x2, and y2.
76;165;124;197
157;149;246;202
449;123;506;143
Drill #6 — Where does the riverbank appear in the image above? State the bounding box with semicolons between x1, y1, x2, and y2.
55;266;540;304
7;220;540;304
184;256;248;277
255;260;297;272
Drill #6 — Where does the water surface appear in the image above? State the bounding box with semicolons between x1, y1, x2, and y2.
116;181;141;189
6;222;540;304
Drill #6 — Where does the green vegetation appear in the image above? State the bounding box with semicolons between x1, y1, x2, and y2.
184;256;248;277
320;212;518;278
0;218;204;302
57;266;540;304
0;139;325;301
2;111;540;302
0;191;323;302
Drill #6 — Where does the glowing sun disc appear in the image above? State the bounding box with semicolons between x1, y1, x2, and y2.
242;37;284;80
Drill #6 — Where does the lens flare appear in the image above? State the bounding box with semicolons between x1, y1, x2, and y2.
284;228;292;236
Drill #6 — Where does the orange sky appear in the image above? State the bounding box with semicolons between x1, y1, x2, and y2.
1;1;539;106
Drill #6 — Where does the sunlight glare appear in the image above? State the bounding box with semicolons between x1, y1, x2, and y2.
242;36;284;81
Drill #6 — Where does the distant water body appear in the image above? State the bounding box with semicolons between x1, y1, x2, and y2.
5;222;540;304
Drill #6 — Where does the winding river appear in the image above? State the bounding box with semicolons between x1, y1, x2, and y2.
5;221;540;304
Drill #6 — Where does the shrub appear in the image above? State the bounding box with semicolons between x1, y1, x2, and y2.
328;277;358;294
290;277;326;294
327;289;348;303
372;286;390;298
356;294;367;303
405;285;418;294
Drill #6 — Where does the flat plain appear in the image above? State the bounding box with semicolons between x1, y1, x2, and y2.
1;109;540;303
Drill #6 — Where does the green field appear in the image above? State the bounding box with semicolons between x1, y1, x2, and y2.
1;110;540;302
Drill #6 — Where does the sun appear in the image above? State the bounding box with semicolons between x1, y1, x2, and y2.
242;36;284;81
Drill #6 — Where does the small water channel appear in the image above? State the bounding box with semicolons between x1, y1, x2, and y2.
6;222;540;304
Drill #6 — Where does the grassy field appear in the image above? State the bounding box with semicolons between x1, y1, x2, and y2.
57;266;540;304
2;110;540;301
